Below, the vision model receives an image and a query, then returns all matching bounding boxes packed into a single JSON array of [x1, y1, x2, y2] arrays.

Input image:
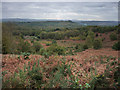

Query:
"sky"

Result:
[[1, 0, 120, 2], [2, 2, 118, 21]]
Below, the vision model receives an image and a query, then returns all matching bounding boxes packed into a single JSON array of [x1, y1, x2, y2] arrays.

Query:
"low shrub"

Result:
[[46, 43, 51, 46], [90, 74, 109, 89], [46, 44, 65, 55], [96, 33, 98, 37], [110, 32, 117, 41], [43, 52, 50, 58], [102, 37, 105, 41], [75, 44, 88, 52], [85, 35, 94, 48], [93, 38, 102, 49], [52, 40, 57, 44], [17, 40, 32, 54], [21, 52, 30, 60], [70, 36, 80, 40], [83, 44, 88, 50], [112, 41, 120, 50], [33, 42, 43, 53], [31, 40, 34, 43], [114, 64, 120, 87], [66, 49, 74, 55], [79, 34, 86, 40], [39, 48, 46, 55]]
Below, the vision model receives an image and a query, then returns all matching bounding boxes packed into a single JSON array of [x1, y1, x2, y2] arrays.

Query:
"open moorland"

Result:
[[2, 21, 120, 89]]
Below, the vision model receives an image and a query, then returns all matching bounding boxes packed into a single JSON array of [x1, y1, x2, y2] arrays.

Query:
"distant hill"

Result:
[[73, 20, 118, 26], [2, 18, 71, 22], [2, 18, 118, 26], [2, 18, 41, 22], [3, 19, 79, 30]]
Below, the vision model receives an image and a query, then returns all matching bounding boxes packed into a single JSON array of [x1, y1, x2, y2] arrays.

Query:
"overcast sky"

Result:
[[2, 2, 118, 21], [1, 0, 120, 2]]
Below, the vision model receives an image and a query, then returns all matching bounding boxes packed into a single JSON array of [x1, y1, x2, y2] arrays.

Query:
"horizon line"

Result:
[[1, 18, 118, 21]]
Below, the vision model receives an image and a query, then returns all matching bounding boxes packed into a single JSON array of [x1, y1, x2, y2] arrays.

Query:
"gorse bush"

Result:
[[33, 42, 43, 53], [46, 44, 66, 55], [85, 35, 93, 48], [112, 41, 120, 50], [93, 38, 102, 49], [87, 30, 95, 41], [75, 44, 88, 52], [90, 74, 109, 89], [79, 34, 86, 40], [85, 31, 103, 50], [17, 40, 32, 54], [85, 30, 95, 48], [109, 32, 117, 41]]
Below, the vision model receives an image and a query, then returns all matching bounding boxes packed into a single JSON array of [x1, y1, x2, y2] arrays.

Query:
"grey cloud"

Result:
[[2, 2, 118, 21]]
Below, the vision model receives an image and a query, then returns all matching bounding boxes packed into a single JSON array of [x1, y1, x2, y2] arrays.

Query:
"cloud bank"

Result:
[[2, 2, 118, 21]]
